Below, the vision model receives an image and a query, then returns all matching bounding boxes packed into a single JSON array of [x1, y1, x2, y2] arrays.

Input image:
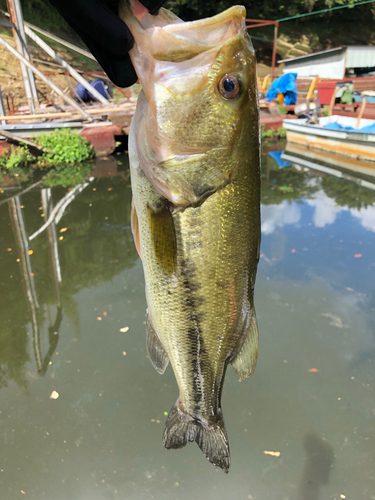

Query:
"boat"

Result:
[[281, 142, 375, 192], [283, 114, 375, 163]]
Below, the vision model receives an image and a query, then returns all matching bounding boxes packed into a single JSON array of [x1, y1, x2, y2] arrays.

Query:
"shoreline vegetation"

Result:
[[1, 0, 373, 67], [0, 129, 94, 171], [0, 129, 95, 187]]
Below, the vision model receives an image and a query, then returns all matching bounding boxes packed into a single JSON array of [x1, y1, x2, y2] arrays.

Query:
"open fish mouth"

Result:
[[120, 3, 246, 65]]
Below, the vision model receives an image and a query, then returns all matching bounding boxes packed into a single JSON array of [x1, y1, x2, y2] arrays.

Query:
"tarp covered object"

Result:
[[74, 79, 111, 102], [267, 73, 298, 105], [324, 122, 375, 133]]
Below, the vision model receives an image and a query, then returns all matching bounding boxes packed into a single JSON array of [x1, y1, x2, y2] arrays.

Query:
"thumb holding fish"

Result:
[[48, 0, 166, 87]]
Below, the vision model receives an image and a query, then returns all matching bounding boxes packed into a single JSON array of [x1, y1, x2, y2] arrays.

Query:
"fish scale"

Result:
[[121, 0, 260, 472]]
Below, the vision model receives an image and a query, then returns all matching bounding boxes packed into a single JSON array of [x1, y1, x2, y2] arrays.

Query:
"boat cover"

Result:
[[324, 122, 375, 133]]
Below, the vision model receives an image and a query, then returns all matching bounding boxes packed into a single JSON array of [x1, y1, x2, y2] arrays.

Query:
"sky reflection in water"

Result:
[[0, 150, 374, 499]]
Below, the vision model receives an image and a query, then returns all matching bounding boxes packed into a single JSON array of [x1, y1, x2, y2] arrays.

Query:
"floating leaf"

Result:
[[50, 390, 59, 400], [28, 249, 33, 255], [263, 450, 281, 457], [120, 327, 129, 332], [291, 248, 296, 253], [7, 248, 12, 252], [308, 368, 319, 373], [354, 253, 362, 258], [60, 227, 68, 233], [97, 317, 102, 321]]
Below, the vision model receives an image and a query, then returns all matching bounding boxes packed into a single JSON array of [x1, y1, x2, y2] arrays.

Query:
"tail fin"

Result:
[[163, 402, 230, 473]]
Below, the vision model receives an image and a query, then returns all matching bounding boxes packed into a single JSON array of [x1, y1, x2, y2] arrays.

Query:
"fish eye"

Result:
[[219, 74, 240, 99]]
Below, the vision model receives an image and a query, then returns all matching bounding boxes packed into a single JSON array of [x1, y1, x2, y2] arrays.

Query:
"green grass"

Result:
[[0, 129, 95, 177], [261, 124, 287, 141], [0, 146, 33, 170], [35, 129, 95, 166]]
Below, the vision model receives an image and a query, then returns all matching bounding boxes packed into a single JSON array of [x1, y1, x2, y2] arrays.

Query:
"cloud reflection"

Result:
[[261, 201, 301, 235], [307, 190, 375, 232]]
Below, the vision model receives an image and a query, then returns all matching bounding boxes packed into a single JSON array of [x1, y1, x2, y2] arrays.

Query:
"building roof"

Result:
[[279, 47, 345, 64], [279, 45, 375, 79], [280, 45, 375, 68]]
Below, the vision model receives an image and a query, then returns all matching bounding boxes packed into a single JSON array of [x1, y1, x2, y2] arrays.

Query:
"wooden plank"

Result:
[[3, 104, 136, 122], [0, 128, 46, 155]]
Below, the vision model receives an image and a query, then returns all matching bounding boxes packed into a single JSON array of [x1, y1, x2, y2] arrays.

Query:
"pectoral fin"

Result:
[[131, 199, 141, 259], [146, 315, 169, 374], [231, 310, 259, 382], [148, 203, 176, 275]]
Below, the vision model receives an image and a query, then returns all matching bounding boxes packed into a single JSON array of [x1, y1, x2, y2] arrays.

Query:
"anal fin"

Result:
[[146, 315, 169, 374], [231, 310, 259, 382]]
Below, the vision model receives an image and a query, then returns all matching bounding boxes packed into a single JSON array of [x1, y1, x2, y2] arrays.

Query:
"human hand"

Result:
[[48, 0, 166, 87]]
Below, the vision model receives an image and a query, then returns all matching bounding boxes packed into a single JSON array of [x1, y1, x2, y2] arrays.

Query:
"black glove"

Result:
[[48, 0, 166, 87]]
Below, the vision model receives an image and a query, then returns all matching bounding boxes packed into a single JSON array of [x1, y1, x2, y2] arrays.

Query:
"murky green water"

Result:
[[0, 148, 375, 500]]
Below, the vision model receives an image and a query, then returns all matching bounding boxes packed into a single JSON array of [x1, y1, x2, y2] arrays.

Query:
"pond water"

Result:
[[0, 146, 375, 500]]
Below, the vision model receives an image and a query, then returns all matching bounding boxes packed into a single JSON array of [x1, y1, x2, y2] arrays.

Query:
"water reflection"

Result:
[[0, 149, 374, 498], [0, 158, 137, 389], [298, 434, 334, 500], [261, 147, 375, 239]]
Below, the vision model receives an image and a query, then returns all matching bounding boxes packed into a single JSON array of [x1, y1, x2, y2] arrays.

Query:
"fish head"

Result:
[[120, 3, 258, 207]]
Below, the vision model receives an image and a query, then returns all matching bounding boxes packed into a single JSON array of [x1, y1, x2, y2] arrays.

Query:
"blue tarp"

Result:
[[266, 73, 298, 105], [268, 150, 291, 168], [324, 122, 375, 133], [324, 123, 354, 131]]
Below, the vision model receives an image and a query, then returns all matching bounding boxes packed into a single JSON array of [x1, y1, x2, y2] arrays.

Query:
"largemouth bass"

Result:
[[120, 1, 261, 473]]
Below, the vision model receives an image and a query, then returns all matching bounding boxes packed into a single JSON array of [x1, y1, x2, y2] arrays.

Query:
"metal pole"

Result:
[[271, 23, 278, 82], [1, 9, 95, 60], [24, 25, 110, 105], [6, 0, 39, 113], [0, 89, 6, 125], [0, 35, 92, 120], [12, 0, 39, 110], [24, 21, 96, 61]]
